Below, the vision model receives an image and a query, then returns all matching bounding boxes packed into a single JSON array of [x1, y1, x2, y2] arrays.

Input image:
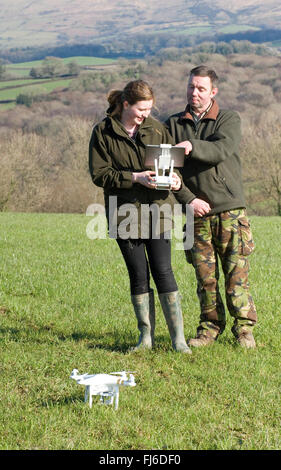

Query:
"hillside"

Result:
[[0, 0, 281, 51], [1, 50, 281, 216]]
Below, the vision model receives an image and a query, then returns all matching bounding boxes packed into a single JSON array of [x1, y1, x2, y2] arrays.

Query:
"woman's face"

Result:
[[122, 99, 153, 127]]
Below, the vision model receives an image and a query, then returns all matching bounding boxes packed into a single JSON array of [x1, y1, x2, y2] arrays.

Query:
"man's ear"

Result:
[[211, 87, 218, 99]]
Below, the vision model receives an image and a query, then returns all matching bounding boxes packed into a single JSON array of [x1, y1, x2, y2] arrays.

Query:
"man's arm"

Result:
[[177, 111, 241, 165]]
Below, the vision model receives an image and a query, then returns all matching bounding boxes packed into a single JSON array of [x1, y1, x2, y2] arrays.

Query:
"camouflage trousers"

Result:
[[185, 209, 257, 339]]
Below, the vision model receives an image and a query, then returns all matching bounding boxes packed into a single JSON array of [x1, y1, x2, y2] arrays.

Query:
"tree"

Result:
[[41, 57, 66, 77], [16, 93, 33, 107], [242, 122, 281, 216], [67, 61, 80, 76], [216, 42, 233, 55], [0, 60, 6, 79], [29, 67, 39, 78], [195, 42, 217, 54]]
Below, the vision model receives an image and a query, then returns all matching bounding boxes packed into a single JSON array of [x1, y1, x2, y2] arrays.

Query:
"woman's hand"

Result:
[[132, 171, 181, 191], [132, 170, 157, 188]]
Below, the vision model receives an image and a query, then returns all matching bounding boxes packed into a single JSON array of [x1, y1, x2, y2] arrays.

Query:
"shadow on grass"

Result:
[[40, 394, 121, 410], [87, 333, 186, 354], [3, 323, 225, 353], [214, 335, 235, 347], [0, 324, 134, 353], [0, 327, 21, 337], [71, 330, 175, 353], [40, 395, 86, 408]]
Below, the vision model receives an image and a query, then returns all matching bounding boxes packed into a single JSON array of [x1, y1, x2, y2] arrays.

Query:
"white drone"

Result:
[[70, 369, 136, 410]]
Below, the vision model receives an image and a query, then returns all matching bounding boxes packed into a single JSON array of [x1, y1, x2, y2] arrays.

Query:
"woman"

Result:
[[89, 80, 191, 353]]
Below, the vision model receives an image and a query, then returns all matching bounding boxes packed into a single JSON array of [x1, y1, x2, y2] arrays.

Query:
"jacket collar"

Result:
[[107, 115, 154, 137], [180, 99, 219, 122]]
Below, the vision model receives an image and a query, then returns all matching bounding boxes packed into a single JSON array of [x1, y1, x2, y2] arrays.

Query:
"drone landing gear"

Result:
[[99, 391, 119, 410], [85, 385, 120, 410]]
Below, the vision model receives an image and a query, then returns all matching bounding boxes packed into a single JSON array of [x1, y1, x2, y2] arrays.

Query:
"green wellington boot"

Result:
[[159, 291, 192, 354], [131, 289, 155, 350]]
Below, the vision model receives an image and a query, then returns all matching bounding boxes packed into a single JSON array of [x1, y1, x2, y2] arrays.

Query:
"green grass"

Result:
[[0, 79, 41, 89], [2, 68, 33, 78], [218, 25, 260, 34], [6, 56, 116, 75], [0, 213, 280, 450], [158, 26, 213, 36], [0, 78, 74, 102]]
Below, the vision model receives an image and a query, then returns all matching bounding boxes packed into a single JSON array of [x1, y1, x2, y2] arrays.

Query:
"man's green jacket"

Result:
[[166, 100, 246, 214]]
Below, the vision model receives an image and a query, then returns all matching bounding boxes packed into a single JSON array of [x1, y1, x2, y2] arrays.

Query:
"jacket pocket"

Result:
[[218, 176, 234, 197], [238, 216, 255, 256]]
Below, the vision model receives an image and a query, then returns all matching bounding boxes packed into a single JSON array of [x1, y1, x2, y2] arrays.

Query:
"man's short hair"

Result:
[[189, 66, 218, 88]]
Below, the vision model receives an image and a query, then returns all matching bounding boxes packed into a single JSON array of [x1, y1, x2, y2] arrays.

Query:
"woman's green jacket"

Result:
[[89, 115, 191, 238]]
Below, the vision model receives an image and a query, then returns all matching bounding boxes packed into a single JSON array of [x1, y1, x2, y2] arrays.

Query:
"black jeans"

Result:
[[116, 234, 178, 296]]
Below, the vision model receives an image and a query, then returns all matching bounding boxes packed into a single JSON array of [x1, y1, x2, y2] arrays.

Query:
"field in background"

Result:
[[0, 56, 117, 110], [0, 212, 280, 450], [5, 56, 117, 76]]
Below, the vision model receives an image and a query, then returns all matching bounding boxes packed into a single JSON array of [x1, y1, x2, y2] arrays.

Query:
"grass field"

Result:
[[6, 57, 117, 77], [0, 212, 280, 450], [0, 79, 74, 102], [0, 79, 41, 89], [0, 56, 117, 111]]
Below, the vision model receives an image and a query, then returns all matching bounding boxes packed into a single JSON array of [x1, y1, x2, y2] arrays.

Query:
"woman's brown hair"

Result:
[[107, 80, 155, 117]]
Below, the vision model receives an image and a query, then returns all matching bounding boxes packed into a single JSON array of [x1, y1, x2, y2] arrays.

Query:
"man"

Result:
[[166, 65, 257, 348]]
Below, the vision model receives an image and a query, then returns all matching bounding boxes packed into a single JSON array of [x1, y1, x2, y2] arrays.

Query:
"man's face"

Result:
[[187, 75, 218, 114]]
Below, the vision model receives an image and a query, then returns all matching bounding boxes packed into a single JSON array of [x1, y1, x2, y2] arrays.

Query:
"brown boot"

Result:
[[236, 330, 256, 349], [188, 324, 219, 347], [231, 325, 256, 349], [188, 334, 215, 347]]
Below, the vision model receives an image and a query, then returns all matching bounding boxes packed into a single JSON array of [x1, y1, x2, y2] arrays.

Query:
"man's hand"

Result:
[[176, 141, 192, 155], [171, 172, 182, 191], [190, 198, 211, 217]]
